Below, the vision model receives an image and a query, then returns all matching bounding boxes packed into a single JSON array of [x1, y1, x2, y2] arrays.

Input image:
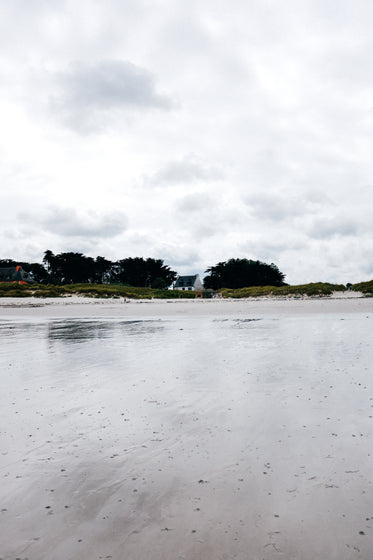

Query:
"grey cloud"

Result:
[[21, 207, 127, 238], [147, 156, 224, 187], [320, 48, 373, 89], [176, 193, 214, 213], [117, 235, 202, 272], [155, 245, 201, 269], [242, 192, 327, 222], [50, 59, 174, 132], [306, 216, 359, 240], [193, 225, 217, 239], [360, 255, 373, 277], [126, 232, 154, 247], [241, 237, 308, 257]]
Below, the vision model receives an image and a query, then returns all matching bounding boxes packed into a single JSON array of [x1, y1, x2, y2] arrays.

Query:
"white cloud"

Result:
[[20, 207, 128, 239], [0, 1, 373, 283]]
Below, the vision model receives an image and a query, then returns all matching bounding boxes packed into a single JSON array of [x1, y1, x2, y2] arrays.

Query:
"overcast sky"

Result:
[[1, 0, 373, 284]]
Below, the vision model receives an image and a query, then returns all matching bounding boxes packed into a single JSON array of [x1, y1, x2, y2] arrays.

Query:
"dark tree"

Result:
[[203, 258, 286, 289], [42, 250, 58, 282], [43, 251, 117, 284], [43, 250, 55, 272], [2, 251, 178, 287], [116, 257, 177, 287], [93, 256, 115, 283], [0, 259, 18, 267], [44, 252, 95, 284], [27, 263, 50, 283]]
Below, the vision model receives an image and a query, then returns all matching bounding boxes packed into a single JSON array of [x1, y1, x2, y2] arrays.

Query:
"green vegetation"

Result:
[[351, 280, 373, 294], [0, 283, 34, 297], [1, 250, 373, 299], [0, 282, 196, 299], [0, 280, 351, 299], [204, 258, 286, 289], [219, 282, 346, 298], [61, 284, 196, 299]]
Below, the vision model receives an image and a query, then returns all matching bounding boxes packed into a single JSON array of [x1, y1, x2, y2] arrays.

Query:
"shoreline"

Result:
[[0, 292, 371, 319]]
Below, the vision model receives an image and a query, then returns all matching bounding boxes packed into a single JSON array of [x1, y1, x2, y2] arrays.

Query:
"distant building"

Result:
[[173, 274, 203, 291], [0, 266, 34, 284]]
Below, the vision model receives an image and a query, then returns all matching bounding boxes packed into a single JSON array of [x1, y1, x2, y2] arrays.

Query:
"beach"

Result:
[[1, 296, 373, 559]]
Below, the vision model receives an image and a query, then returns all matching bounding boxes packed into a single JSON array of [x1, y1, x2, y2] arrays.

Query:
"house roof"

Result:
[[0, 266, 33, 283], [174, 275, 198, 287]]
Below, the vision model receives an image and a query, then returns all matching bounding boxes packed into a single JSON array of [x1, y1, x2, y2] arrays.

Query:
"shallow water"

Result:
[[1, 308, 373, 559]]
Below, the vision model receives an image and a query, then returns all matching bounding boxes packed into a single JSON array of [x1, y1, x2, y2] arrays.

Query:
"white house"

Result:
[[173, 274, 203, 291]]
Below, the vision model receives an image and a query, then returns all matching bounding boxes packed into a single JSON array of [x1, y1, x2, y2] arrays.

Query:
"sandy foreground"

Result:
[[1, 296, 373, 559]]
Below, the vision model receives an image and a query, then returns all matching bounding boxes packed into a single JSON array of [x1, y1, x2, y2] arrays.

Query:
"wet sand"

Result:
[[1, 297, 373, 559]]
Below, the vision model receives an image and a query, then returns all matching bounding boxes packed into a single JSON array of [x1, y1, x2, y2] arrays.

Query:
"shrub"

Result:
[[351, 280, 373, 294], [219, 283, 346, 298]]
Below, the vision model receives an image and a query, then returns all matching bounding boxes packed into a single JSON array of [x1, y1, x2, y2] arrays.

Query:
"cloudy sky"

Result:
[[1, 0, 373, 284]]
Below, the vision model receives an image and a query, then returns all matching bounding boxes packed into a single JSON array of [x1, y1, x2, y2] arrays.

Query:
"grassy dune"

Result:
[[0, 283, 196, 299], [350, 280, 373, 294], [219, 282, 347, 298], [0, 280, 371, 298]]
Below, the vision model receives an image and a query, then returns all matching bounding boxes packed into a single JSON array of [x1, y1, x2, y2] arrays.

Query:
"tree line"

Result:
[[0, 251, 286, 289], [204, 258, 286, 289], [0, 251, 177, 288]]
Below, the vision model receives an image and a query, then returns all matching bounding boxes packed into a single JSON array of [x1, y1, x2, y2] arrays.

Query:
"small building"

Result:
[[0, 266, 34, 284], [173, 274, 203, 291]]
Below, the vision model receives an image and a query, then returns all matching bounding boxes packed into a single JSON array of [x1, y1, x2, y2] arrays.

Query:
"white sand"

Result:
[[1, 297, 373, 559], [0, 291, 368, 319]]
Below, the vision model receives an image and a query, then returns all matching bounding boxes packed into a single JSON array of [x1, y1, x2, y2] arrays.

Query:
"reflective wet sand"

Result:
[[1, 298, 373, 559]]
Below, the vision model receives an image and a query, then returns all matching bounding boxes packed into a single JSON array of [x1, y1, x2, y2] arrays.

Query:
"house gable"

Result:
[[174, 274, 203, 291]]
